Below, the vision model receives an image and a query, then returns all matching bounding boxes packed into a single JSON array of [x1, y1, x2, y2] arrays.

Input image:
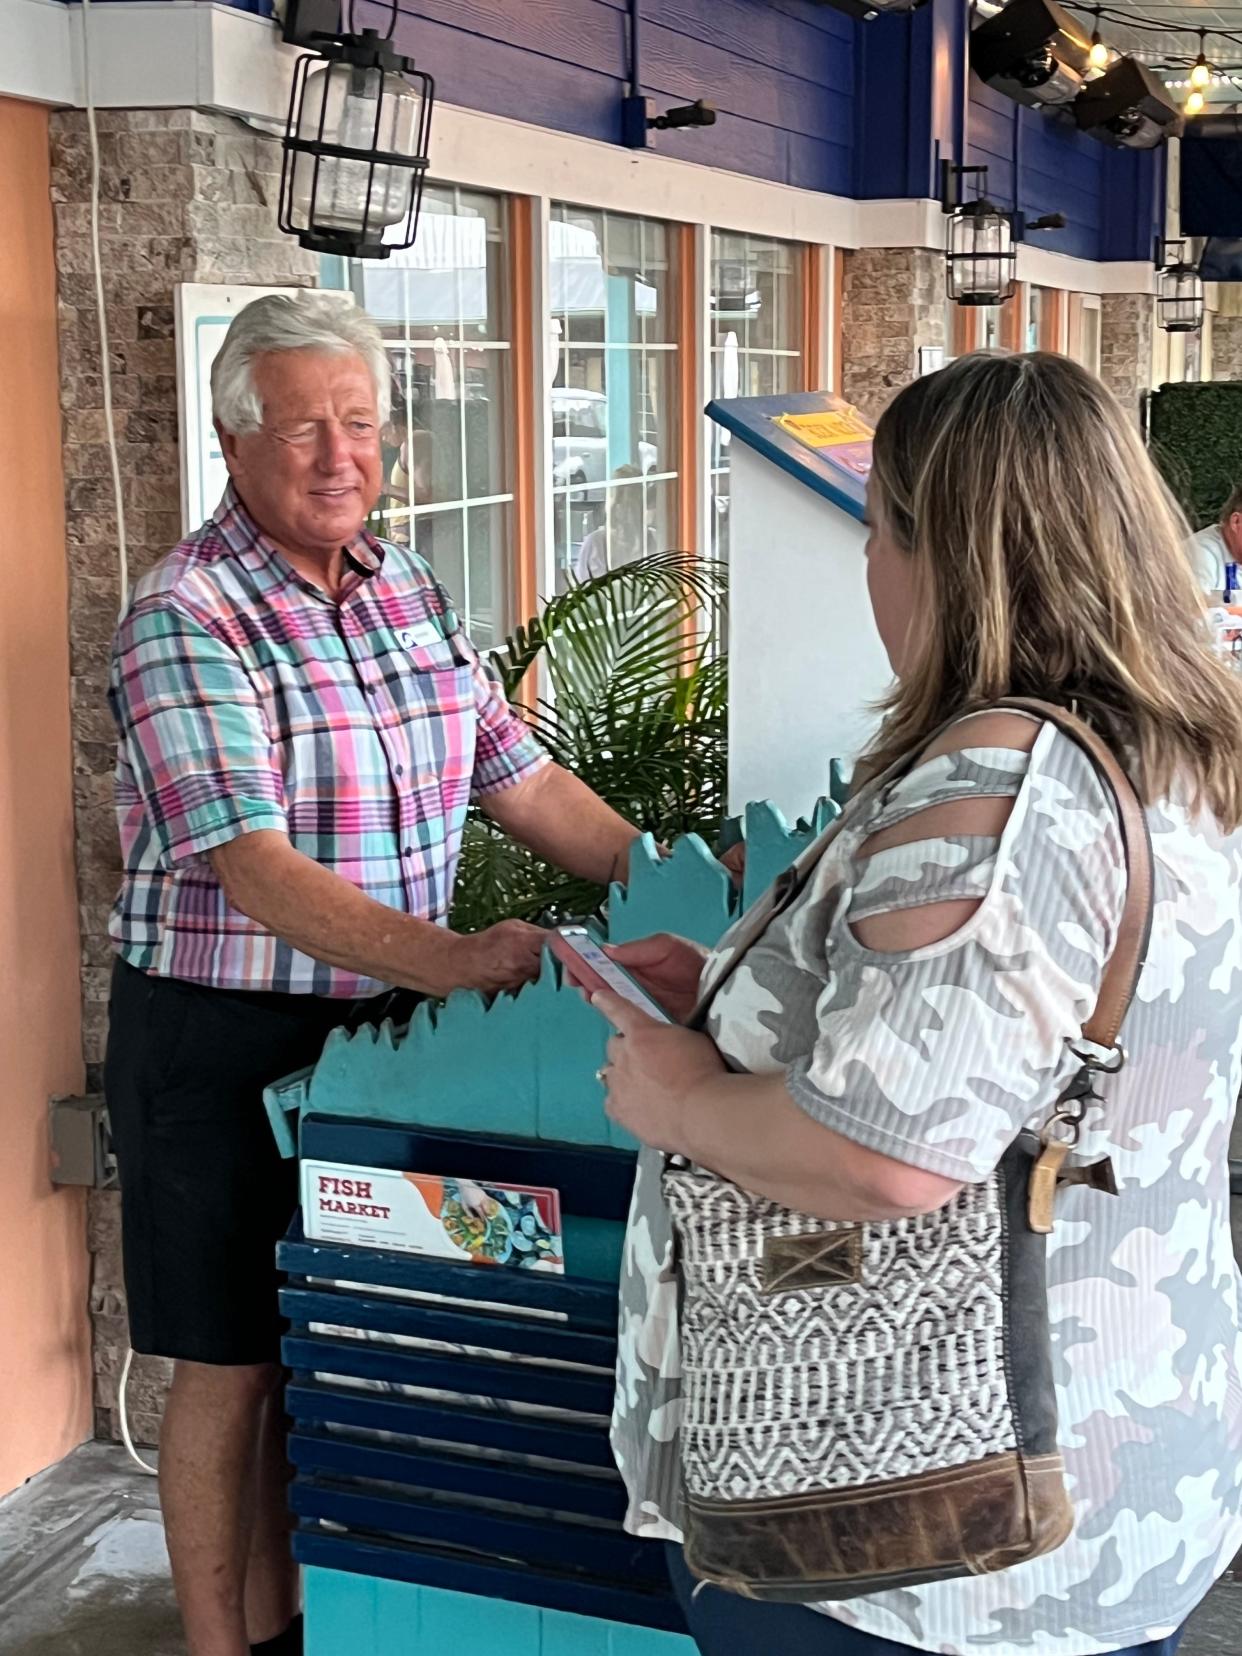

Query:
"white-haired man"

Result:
[[105, 293, 654, 1656]]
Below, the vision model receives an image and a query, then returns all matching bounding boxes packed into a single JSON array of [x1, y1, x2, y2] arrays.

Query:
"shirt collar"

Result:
[[212, 483, 387, 597]]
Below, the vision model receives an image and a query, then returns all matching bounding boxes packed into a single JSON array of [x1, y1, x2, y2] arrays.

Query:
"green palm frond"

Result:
[[450, 552, 729, 933]]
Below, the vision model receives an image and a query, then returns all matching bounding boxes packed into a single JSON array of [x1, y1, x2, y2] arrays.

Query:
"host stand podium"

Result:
[[709, 391, 892, 822]]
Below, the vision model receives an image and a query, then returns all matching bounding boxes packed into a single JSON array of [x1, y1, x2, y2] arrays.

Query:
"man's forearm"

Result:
[[481, 763, 642, 885], [210, 830, 464, 995]]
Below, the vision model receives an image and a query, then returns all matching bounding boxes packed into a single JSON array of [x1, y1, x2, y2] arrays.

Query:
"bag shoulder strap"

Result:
[[993, 697, 1153, 1050], [693, 699, 1153, 1047]]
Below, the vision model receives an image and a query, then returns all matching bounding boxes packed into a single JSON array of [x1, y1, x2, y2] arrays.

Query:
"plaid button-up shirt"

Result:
[[108, 487, 548, 996]]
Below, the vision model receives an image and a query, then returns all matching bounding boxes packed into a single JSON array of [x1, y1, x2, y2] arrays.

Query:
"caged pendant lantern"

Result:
[[279, 28, 434, 261], [941, 162, 1017, 306], [1155, 239, 1204, 334]]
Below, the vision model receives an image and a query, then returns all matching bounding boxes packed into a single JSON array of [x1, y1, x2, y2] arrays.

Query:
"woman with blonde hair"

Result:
[[594, 352, 1242, 1656]]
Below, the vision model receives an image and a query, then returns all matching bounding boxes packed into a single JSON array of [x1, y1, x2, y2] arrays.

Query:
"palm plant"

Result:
[[451, 552, 729, 931]]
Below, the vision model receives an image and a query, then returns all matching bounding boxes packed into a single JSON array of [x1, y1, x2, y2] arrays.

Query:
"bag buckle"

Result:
[[1027, 1052, 1118, 1235]]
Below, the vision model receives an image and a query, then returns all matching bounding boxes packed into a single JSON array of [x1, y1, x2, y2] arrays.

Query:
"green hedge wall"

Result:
[[1148, 381, 1242, 530]]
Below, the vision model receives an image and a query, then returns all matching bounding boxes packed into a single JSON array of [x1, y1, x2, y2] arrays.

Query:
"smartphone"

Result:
[[548, 926, 672, 1024]]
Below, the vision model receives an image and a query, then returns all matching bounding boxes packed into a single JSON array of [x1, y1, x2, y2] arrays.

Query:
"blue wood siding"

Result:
[[69, 0, 1162, 261], [371, 0, 857, 195]]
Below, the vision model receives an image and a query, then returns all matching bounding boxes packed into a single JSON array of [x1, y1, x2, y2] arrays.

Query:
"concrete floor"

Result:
[[2, 1443, 1242, 1655], [0, 1444, 183, 1656]]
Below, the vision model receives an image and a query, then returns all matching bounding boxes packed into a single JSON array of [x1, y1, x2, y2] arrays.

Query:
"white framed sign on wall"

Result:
[[174, 283, 351, 535]]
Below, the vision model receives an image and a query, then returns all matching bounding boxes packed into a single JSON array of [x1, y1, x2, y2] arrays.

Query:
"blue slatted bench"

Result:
[[277, 1116, 693, 1653]]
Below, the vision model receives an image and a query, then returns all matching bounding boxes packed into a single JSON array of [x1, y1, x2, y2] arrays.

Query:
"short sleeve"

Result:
[[786, 726, 1127, 1183], [467, 646, 550, 798], [109, 600, 287, 865]]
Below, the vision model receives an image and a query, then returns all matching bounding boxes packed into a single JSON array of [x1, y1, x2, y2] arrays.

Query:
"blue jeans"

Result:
[[666, 1545, 1186, 1656]]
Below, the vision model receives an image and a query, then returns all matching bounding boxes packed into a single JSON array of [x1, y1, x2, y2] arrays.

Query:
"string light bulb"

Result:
[[1191, 31, 1211, 90], [1088, 8, 1109, 70], [1186, 88, 1205, 115]]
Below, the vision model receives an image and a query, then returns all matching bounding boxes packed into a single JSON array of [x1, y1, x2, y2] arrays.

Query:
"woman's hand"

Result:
[[603, 933, 709, 1025], [592, 989, 726, 1153]]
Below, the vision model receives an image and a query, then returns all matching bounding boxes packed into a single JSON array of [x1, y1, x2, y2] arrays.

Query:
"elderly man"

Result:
[[104, 293, 650, 1656]]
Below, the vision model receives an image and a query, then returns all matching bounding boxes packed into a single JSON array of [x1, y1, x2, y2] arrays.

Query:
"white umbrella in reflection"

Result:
[[546, 317, 563, 385], [433, 336, 457, 400], [722, 330, 740, 398], [720, 330, 739, 448]]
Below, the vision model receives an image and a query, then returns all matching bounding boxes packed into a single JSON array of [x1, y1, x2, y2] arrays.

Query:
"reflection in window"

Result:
[[709, 232, 803, 560], [548, 204, 679, 592], [340, 184, 513, 649], [1026, 286, 1044, 353], [1079, 303, 1101, 375]]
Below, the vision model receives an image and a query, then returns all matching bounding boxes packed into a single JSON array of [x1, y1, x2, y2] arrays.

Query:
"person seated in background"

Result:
[[1190, 482, 1242, 599], [574, 463, 657, 583]]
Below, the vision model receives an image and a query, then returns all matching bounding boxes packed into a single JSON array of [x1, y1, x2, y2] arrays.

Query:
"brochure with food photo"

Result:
[[301, 1159, 564, 1273]]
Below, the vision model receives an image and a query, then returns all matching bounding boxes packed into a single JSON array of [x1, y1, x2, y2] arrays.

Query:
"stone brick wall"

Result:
[[840, 246, 947, 425], [1099, 292, 1155, 420], [51, 107, 318, 1441], [1213, 315, 1242, 383]]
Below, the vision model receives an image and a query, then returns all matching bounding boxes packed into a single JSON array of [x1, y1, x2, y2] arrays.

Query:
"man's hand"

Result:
[[604, 933, 708, 1025], [718, 841, 746, 886], [210, 830, 549, 999], [449, 920, 548, 995]]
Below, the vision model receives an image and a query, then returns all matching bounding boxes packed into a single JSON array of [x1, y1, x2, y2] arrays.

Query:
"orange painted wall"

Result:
[[0, 96, 92, 1496]]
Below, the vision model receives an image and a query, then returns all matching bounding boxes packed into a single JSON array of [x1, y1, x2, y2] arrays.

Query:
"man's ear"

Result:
[[215, 419, 240, 468]]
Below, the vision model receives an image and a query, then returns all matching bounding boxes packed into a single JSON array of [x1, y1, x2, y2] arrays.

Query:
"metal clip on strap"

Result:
[[998, 700, 1153, 1235]]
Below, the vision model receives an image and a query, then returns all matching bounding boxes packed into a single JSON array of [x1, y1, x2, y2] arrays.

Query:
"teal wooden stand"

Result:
[[304, 1570, 694, 1656], [267, 800, 836, 1656]]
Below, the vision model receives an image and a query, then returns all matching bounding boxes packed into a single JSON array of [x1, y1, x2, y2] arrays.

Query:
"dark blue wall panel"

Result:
[[77, 0, 1164, 261], [349, 0, 857, 195]]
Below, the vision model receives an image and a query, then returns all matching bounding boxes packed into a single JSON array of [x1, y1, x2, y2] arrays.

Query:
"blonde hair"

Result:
[[867, 351, 1242, 827]]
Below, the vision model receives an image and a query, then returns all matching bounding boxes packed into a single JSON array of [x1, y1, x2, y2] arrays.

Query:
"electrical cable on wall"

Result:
[[79, 0, 153, 1481], [118, 1347, 159, 1477], [79, 0, 131, 619]]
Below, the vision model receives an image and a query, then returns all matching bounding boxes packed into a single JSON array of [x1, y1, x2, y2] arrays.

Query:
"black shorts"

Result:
[[104, 958, 413, 1366]]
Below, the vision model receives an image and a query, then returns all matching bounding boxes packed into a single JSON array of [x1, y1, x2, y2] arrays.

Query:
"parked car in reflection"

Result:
[[552, 388, 656, 500]]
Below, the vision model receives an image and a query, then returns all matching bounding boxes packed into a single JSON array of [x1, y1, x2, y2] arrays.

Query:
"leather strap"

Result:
[[993, 698, 1153, 1051], [692, 699, 1153, 1052]]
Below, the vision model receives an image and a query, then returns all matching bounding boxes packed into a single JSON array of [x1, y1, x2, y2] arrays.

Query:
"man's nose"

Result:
[[316, 422, 352, 471]]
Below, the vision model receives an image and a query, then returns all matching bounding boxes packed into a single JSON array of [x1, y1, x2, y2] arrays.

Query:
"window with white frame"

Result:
[[709, 231, 803, 560], [548, 204, 680, 591], [339, 184, 514, 649]]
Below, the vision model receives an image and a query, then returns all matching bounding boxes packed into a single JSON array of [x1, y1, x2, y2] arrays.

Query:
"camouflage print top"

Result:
[[610, 717, 1242, 1654]]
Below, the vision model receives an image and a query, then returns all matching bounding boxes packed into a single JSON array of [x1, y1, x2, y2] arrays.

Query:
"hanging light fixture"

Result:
[[1155, 238, 1205, 333], [1088, 7, 1109, 71], [1191, 31, 1212, 91], [941, 161, 1017, 306], [278, 24, 435, 261], [1185, 87, 1205, 116]]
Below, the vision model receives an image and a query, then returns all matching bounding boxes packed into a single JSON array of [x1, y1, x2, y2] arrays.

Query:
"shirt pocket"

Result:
[[386, 632, 477, 805], [399, 632, 471, 676]]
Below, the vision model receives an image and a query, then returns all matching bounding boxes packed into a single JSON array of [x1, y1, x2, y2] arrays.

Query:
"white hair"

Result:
[[210, 291, 391, 435]]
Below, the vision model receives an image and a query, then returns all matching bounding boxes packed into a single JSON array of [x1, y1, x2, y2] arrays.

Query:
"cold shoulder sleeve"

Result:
[[785, 723, 1127, 1182]]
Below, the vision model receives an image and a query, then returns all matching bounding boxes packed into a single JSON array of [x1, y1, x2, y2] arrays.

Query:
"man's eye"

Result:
[[348, 421, 375, 437]]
